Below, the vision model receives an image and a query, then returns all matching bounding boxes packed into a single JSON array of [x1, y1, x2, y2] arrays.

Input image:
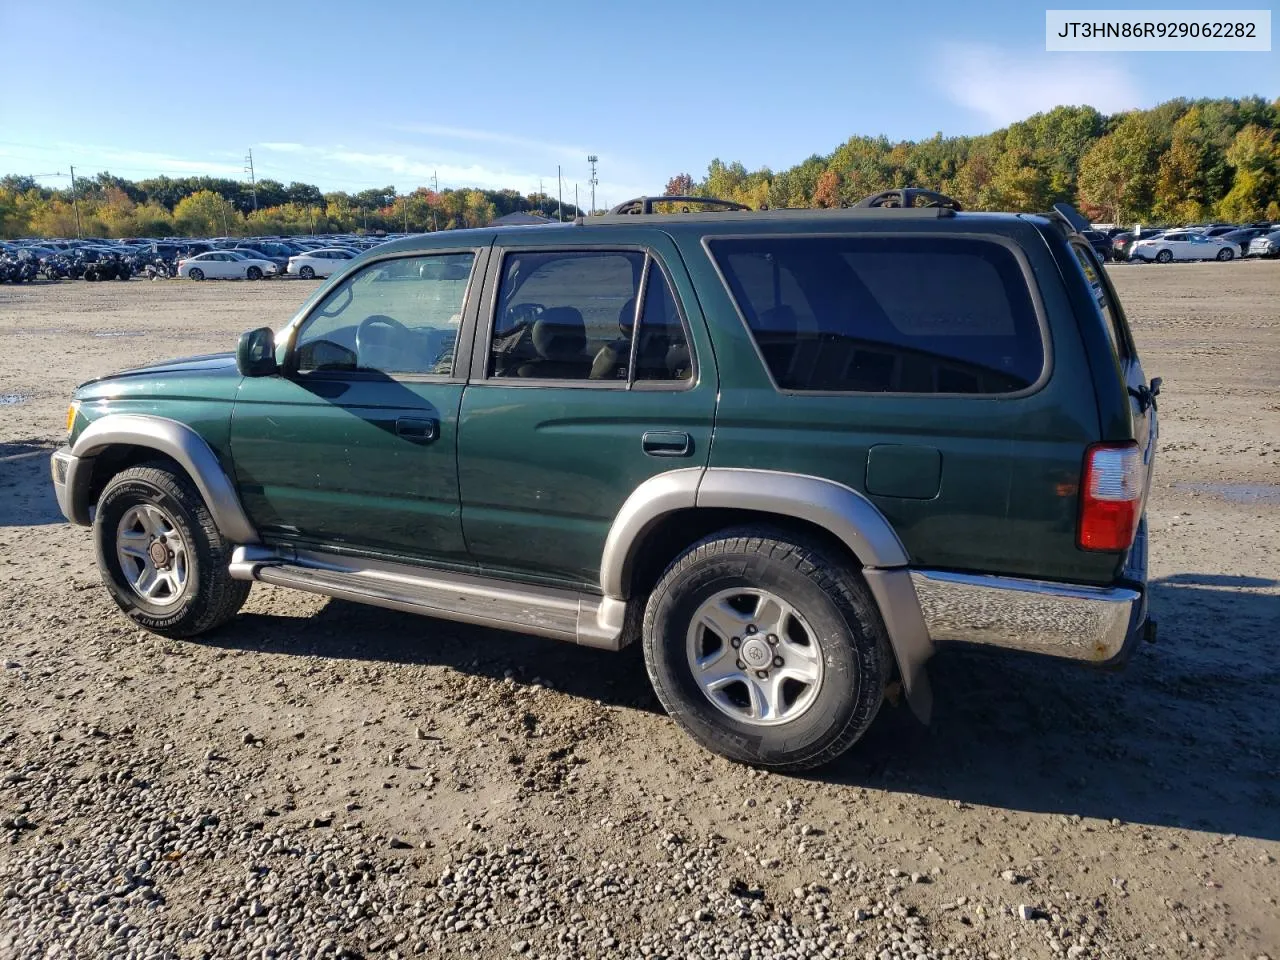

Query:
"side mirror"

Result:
[[236, 327, 279, 377]]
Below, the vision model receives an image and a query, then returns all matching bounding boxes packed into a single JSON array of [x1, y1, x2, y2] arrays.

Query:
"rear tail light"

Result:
[[1078, 442, 1143, 551]]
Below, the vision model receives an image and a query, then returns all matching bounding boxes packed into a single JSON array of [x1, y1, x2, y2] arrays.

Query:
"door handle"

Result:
[[642, 431, 692, 457], [396, 417, 439, 444]]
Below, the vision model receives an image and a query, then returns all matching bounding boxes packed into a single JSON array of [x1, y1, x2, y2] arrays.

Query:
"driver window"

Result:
[[293, 253, 475, 376]]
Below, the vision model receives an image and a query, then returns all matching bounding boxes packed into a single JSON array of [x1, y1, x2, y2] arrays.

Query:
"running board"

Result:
[[228, 546, 626, 650]]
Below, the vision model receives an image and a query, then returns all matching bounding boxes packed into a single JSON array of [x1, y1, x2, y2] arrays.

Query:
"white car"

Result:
[[1246, 231, 1280, 258], [286, 248, 358, 279], [178, 251, 279, 281], [1128, 231, 1241, 263]]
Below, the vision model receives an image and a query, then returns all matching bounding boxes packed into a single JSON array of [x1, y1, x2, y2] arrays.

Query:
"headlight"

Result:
[[65, 401, 79, 436]]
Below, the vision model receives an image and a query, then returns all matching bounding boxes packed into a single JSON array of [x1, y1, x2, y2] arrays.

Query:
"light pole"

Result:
[[587, 155, 598, 215]]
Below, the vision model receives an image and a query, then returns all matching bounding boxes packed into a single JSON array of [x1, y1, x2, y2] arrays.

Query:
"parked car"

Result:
[[286, 247, 358, 278], [231, 247, 289, 274], [50, 188, 1158, 770], [1128, 231, 1239, 262], [1219, 227, 1267, 252], [1080, 229, 1113, 261], [1246, 230, 1280, 258], [178, 251, 278, 280], [1110, 230, 1164, 261]]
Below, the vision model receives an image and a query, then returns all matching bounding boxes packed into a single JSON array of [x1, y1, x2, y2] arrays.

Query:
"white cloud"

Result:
[[936, 43, 1143, 128], [258, 142, 307, 153], [391, 123, 585, 161]]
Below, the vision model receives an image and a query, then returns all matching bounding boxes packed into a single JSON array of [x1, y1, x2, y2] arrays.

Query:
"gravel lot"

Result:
[[1, 264, 1278, 960]]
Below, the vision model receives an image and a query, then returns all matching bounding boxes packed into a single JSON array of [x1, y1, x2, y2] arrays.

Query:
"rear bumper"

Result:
[[910, 526, 1149, 665]]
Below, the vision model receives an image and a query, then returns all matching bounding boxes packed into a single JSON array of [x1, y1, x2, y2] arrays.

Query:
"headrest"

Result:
[[531, 308, 586, 360], [617, 298, 637, 335]]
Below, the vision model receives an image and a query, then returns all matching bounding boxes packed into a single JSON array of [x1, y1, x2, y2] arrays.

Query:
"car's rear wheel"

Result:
[[189, 267, 205, 281], [642, 527, 889, 771], [246, 265, 262, 280], [1216, 248, 1234, 261], [93, 463, 250, 638], [299, 265, 315, 279], [1155, 249, 1173, 263]]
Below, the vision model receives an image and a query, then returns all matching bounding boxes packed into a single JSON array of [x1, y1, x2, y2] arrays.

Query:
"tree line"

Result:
[[0, 173, 582, 239], [3, 95, 1277, 239], [667, 96, 1280, 225]]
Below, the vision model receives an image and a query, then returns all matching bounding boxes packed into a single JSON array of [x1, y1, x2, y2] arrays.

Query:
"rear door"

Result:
[[455, 231, 717, 589]]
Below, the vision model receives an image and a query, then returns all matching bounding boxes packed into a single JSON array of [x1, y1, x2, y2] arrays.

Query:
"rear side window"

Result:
[[1071, 243, 1129, 362], [709, 236, 1045, 394]]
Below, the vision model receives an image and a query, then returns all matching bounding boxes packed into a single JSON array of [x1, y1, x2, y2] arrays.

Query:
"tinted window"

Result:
[[294, 253, 474, 376], [489, 251, 643, 381], [710, 237, 1044, 394]]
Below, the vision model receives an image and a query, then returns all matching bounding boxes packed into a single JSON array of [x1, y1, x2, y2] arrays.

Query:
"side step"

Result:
[[229, 546, 626, 650]]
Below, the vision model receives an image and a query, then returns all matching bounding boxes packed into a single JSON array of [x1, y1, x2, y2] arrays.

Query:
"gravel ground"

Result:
[[1, 264, 1278, 960]]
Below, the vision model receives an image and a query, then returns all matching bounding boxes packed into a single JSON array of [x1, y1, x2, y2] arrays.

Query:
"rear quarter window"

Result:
[[708, 236, 1045, 394]]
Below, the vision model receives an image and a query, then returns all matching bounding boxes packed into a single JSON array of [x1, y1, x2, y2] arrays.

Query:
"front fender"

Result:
[[64, 414, 258, 544]]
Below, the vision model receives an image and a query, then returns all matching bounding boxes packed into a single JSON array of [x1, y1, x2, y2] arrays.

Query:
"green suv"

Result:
[[50, 189, 1158, 770]]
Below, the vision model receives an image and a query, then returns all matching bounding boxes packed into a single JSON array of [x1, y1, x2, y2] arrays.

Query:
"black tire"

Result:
[[299, 265, 315, 279], [189, 267, 204, 281], [1216, 248, 1233, 261], [93, 462, 250, 638], [246, 266, 262, 280], [642, 527, 890, 771], [1156, 249, 1173, 264]]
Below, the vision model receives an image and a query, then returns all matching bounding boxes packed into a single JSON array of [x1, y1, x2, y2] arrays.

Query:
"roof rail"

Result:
[[854, 188, 962, 212], [609, 195, 751, 215]]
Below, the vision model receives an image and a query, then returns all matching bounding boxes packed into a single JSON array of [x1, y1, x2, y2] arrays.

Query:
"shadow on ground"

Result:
[[198, 573, 1280, 842], [0, 441, 63, 527]]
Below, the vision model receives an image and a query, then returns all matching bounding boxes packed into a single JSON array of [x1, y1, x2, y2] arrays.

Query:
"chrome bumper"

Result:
[[50, 447, 92, 525], [910, 570, 1145, 664]]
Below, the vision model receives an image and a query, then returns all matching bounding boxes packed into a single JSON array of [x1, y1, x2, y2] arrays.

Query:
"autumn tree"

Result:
[[1076, 114, 1161, 224]]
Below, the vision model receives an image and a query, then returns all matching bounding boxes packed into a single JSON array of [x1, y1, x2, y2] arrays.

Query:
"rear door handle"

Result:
[[642, 430, 692, 457], [396, 417, 439, 444]]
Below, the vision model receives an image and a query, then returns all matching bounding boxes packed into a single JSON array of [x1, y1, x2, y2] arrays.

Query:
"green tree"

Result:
[[173, 190, 242, 236], [1217, 124, 1280, 221], [1076, 114, 1161, 224]]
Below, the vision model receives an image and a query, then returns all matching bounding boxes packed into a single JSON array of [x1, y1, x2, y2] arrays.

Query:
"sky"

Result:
[[0, 0, 1275, 206]]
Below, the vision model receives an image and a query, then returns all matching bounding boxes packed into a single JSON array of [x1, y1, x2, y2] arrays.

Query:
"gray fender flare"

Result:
[[600, 467, 933, 721], [70, 414, 259, 545]]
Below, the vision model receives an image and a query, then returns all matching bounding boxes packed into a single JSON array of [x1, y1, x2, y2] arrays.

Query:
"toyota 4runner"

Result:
[[50, 189, 1159, 770]]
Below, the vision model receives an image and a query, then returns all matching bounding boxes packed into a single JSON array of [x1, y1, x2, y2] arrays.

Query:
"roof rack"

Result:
[[608, 195, 751, 215], [853, 188, 962, 212]]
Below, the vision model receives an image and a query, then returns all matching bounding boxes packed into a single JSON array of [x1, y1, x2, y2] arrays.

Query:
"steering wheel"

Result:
[[504, 302, 545, 330], [355, 314, 410, 366]]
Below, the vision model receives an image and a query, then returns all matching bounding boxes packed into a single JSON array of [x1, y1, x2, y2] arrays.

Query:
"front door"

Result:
[[456, 234, 717, 588], [230, 248, 486, 563]]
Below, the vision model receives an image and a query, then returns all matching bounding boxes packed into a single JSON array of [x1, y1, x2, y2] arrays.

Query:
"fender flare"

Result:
[[599, 467, 932, 720], [70, 414, 259, 545]]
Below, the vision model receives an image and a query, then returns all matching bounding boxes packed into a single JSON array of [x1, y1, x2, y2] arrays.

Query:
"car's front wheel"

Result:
[[246, 266, 262, 280], [1216, 248, 1234, 261], [642, 527, 889, 771], [93, 463, 250, 638]]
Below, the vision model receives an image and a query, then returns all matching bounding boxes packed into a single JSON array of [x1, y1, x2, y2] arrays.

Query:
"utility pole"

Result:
[[538, 178, 544, 216], [69, 165, 82, 238], [557, 165, 563, 223], [431, 171, 439, 231], [574, 184, 578, 217], [402, 193, 409, 233], [244, 149, 257, 211], [587, 155, 598, 215]]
